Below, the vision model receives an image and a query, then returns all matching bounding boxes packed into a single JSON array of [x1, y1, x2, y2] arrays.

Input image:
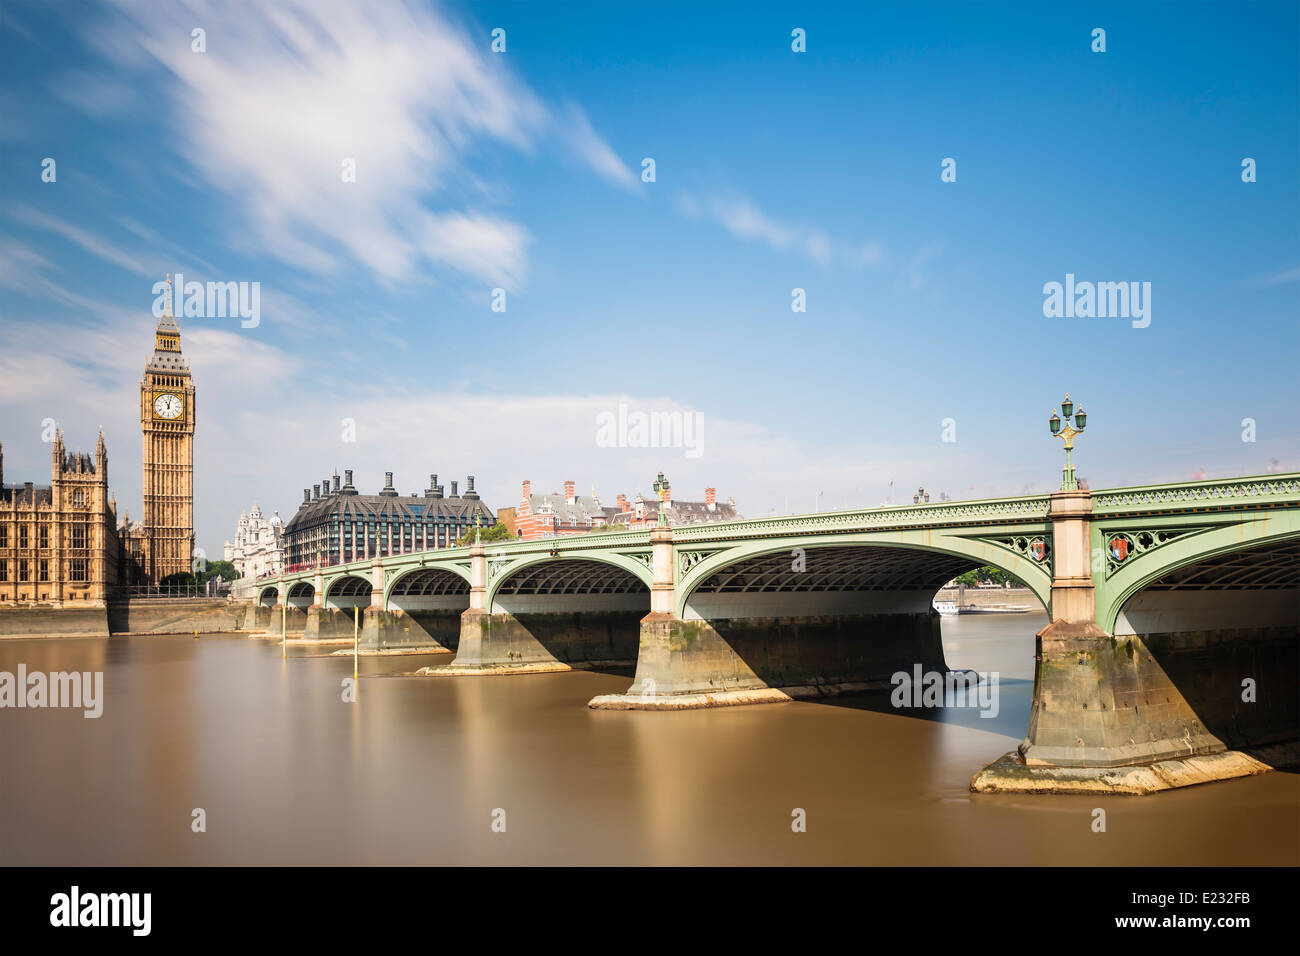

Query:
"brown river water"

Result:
[[1, 611, 1296, 866]]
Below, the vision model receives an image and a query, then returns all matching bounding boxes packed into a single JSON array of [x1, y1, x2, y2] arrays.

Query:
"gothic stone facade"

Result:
[[0, 282, 197, 603], [0, 431, 120, 605], [139, 295, 196, 583]]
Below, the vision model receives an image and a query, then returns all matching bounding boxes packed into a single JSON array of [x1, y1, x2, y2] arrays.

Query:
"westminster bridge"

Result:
[[254, 472, 1300, 790]]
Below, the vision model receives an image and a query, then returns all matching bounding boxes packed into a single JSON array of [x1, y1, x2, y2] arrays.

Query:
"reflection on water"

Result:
[[1, 615, 1295, 865]]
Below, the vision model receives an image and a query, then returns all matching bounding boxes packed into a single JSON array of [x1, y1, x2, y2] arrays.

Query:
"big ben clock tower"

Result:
[[140, 275, 196, 584]]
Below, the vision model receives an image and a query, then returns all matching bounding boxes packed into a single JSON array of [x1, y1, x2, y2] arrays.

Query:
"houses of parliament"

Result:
[[0, 279, 196, 604]]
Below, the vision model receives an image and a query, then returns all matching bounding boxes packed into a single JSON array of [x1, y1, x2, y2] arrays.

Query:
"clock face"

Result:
[[153, 393, 184, 420]]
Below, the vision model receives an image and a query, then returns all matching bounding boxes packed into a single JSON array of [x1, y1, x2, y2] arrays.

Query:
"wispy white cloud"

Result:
[[50, 69, 138, 116], [80, 0, 632, 290], [676, 192, 882, 269], [1253, 265, 1300, 286], [0, 238, 55, 293], [558, 103, 640, 192], [9, 204, 154, 277], [906, 239, 944, 290]]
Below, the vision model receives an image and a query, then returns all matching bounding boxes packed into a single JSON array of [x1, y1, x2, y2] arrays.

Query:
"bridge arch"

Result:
[[385, 565, 471, 612], [486, 553, 653, 613], [285, 581, 315, 608], [1094, 524, 1300, 758], [323, 574, 373, 610], [1099, 518, 1300, 633], [446, 554, 652, 672], [257, 584, 279, 606], [675, 533, 1051, 620]]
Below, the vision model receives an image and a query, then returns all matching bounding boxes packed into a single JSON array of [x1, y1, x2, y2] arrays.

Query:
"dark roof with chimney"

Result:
[[614, 497, 741, 525], [527, 493, 607, 526], [283, 473, 493, 535]]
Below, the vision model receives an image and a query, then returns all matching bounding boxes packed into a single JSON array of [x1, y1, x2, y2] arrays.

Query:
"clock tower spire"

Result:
[[140, 274, 196, 585]]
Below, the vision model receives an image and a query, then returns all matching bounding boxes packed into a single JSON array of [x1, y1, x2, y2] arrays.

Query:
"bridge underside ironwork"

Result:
[[390, 568, 469, 597], [691, 546, 978, 595], [327, 575, 372, 598], [1141, 539, 1300, 591], [496, 560, 647, 596]]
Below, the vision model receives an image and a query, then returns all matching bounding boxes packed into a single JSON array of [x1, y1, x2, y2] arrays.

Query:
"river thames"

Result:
[[1, 612, 1296, 866]]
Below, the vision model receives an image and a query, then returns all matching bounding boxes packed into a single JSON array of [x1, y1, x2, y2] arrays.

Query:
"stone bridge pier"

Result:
[[590, 527, 965, 709], [980, 487, 1299, 792], [440, 542, 648, 674]]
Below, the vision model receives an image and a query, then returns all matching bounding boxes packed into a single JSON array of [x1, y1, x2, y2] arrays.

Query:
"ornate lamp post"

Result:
[[913, 487, 930, 504], [652, 471, 670, 527], [1049, 393, 1088, 490]]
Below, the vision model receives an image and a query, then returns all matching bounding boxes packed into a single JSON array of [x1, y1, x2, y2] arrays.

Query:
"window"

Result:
[[72, 559, 87, 581], [0, 525, 6, 548], [38, 560, 48, 582], [0, 562, 7, 582], [19, 527, 28, 549], [72, 525, 86, 549], [38, 525, 49, 549], [73, 489, 84, 506], [19, 560, 29, 582]]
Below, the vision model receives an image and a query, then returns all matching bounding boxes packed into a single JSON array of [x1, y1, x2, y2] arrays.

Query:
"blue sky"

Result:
[[1, 0, 1297, 552]]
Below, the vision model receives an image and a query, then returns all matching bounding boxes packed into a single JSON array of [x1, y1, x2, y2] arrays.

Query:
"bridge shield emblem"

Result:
[[1109, 537, 1130, 562], [1029, 539, 1046, 562]]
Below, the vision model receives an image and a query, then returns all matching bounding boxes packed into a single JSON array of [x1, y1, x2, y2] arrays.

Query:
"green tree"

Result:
[[198, 560, 239, 584], [454, 522, 515, 547], [953, 565, 1023, 587]]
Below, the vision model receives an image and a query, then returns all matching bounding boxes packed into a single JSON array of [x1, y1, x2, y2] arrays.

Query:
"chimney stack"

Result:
[[564, 480, 576, 504], [464, 476, 479, 499], [313, 484, 320, 499], [450, 480, 459, 497], [617, 493, 628, 513], [333, 474, 341, 493], [303, 488, 310, 504], [379, 472, 398, 497], [323, 476, 331, 495], [705, 487, 716, 510]]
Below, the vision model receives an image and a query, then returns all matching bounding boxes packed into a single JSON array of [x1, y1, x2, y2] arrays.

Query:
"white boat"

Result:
[[932, 600, 959, 615]]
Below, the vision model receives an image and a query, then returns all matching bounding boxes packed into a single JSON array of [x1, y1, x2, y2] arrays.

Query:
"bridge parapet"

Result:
[[1092, 473, 1300, 516], [671, 495, 1052, 543]]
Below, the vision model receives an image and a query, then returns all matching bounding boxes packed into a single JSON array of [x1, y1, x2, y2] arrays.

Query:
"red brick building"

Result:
[[512, 479, 739, 539]]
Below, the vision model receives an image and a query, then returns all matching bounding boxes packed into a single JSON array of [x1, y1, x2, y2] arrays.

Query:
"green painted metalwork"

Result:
[[672, 529, 1054, 618], [1092, 510, 1300, 632], [1092, 474, 1300, 515], [482, 549, 654, 609], [267, 471, 1300, 630]]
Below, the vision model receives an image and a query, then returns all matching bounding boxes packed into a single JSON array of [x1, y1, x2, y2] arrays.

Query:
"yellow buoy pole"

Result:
[[353, 604, 359, 680], [281, 601, 287, 659]]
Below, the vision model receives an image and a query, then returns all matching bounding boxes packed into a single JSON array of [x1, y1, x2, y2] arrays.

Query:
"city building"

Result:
[[282, 471, 494, 570], [512, 479, 740, 539], [223, 503, 285, 580], [137, 277, 196, 583], [0, 430, 120, 605], [613, 485, 740, 527], [513, 480, 611, 538], [0, 278, 198, 603]]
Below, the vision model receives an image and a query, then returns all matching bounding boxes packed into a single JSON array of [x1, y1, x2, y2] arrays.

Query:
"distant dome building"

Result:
[[223, 502, 285, 580]]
